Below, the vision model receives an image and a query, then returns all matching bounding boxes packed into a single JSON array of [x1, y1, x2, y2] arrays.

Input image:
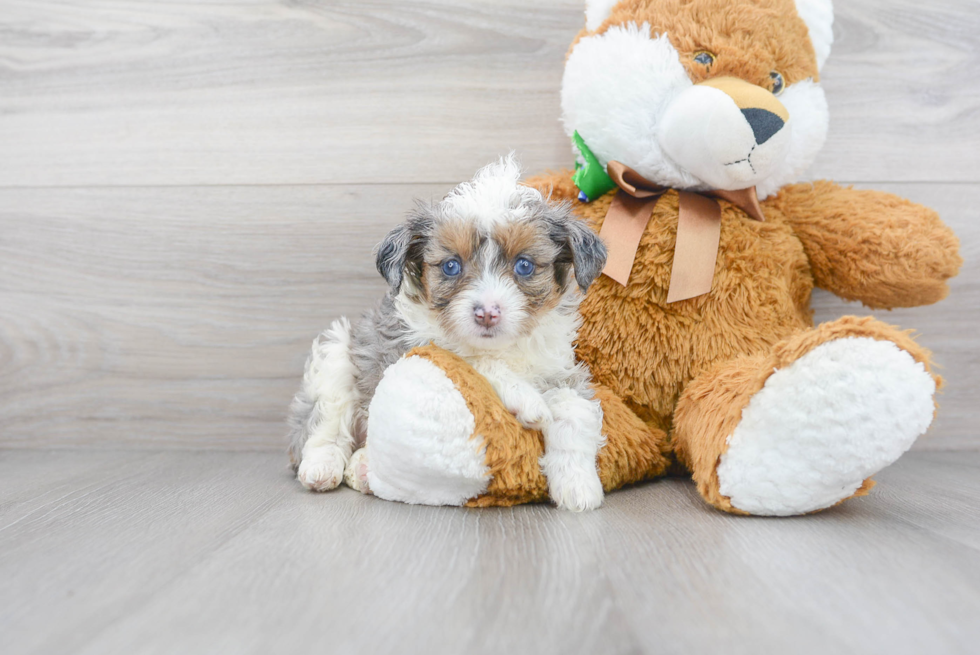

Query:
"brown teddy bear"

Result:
[[344, 0, 962, 515]]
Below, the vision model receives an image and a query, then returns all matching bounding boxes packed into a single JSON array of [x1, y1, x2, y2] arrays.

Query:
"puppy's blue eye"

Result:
[[514, 258, 535, 277], [442, 259, 461, 277]]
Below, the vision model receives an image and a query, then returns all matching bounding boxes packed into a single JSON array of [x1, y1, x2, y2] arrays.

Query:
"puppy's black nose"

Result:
[[474, 305, 501, 328], [741, 108, 785, 145]]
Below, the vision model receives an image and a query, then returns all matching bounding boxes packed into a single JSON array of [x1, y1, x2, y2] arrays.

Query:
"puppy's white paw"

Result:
[[297, 446, 348, 492], [549, 470, 604, 512], [343, 448, 372, 495], [505, 390, 553, 431], [543, 456, 604, 511]]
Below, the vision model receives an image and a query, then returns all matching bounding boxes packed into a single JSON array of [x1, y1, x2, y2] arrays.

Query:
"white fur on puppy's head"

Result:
[[440, 155, 543, 230]]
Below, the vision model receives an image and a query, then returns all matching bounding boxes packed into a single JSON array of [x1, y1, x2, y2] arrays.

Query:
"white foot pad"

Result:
[[717, 337, 936, 516], [366, 356, 490, 506]]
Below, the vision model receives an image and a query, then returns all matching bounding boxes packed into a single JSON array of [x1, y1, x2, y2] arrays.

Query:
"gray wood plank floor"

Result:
[[1, 450, 978, 655]]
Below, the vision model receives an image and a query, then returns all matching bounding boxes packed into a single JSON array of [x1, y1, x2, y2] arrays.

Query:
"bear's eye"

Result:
[[694, 51, 715, 67], [770, 71, 785, 96]]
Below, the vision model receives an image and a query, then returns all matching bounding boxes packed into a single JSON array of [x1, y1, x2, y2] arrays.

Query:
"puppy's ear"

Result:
[[566, 218, 607, 291], [376, 224, 411, 290], [548, 206, 607, 292], [375, 206, 432, 292]]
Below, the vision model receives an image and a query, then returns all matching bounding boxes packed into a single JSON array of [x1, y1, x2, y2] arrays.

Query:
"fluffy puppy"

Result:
[[287, 156, 609, 510]]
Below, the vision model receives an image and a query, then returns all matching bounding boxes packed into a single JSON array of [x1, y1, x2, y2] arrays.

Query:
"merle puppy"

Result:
[[287, 156, 609, 510]]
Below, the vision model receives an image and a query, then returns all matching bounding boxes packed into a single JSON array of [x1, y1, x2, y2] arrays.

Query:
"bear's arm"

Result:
[[768, 180, 962, 309]]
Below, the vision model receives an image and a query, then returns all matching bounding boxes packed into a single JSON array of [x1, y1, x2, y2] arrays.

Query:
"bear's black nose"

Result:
[[741, 108, 785, 145]]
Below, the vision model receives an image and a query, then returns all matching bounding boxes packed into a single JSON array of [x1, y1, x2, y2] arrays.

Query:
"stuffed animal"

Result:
[[351, 0, 962, 515]]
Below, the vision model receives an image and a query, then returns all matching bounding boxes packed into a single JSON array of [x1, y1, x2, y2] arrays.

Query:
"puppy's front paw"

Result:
[[516, 396, 552, 431], [343, 448, 372, 495], [297, 446, 348, 492], [542, 456, 604, 511], [502, 390, 552, 431]]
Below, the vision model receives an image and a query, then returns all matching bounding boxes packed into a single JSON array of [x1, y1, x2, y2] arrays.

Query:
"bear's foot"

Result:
[[675, 318, 939, 516], [717, 337, 935, 516], [365, 354, 491, 506]]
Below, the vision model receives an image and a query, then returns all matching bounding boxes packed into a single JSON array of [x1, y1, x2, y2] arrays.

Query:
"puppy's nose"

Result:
[[473, 305, 501, 328]]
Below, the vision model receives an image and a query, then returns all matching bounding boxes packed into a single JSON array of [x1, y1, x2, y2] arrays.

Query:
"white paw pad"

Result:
[[717, 337, 936, 516], [297, 446, 348, 492]]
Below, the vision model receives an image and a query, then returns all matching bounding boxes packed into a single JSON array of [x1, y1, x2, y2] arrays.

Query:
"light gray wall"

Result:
[[0, 0, 976, 450]]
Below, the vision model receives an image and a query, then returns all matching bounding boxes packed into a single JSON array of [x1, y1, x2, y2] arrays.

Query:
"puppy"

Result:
[[287, 156, 608, 510]]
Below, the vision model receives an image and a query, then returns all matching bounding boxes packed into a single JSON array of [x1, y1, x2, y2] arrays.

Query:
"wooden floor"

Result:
[[2, 1, 979, 653], [1, 450, 978, 655]]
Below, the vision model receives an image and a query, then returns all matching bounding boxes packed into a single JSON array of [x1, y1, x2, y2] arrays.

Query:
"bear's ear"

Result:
[[585, 0, 621, 32], [794, 0, 834, 70]]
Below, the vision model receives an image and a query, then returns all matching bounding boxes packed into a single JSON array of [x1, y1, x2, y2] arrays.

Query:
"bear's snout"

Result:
[[659, 76, 792, 191]]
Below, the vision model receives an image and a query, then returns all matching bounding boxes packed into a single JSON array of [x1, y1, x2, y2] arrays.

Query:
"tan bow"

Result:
[[598, 161, 765, 303]]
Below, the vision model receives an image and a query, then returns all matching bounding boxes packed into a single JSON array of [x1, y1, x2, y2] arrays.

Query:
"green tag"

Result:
[[571, 131, 616, 202]]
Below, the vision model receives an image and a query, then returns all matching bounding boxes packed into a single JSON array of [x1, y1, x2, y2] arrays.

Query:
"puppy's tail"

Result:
[[287, 317, 359, 470]]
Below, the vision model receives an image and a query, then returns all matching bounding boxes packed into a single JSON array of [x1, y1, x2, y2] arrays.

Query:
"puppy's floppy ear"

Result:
[[375, 205, 432, 292], [376, 223, 411, 290], [565, 217, 607, 291], [547, 205, 607, 292]]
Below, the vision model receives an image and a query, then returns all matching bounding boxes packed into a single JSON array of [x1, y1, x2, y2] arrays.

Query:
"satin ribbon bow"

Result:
[[598, 161, 766, 303]]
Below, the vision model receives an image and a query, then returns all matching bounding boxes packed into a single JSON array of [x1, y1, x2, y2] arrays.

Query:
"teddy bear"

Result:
[[346, 0, 962, 515]]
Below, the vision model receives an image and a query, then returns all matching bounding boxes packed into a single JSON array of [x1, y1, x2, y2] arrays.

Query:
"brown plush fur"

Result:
[[580, 0, 819, 89], [770, 182, 963, 309], [527, 178, 816, 436]]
